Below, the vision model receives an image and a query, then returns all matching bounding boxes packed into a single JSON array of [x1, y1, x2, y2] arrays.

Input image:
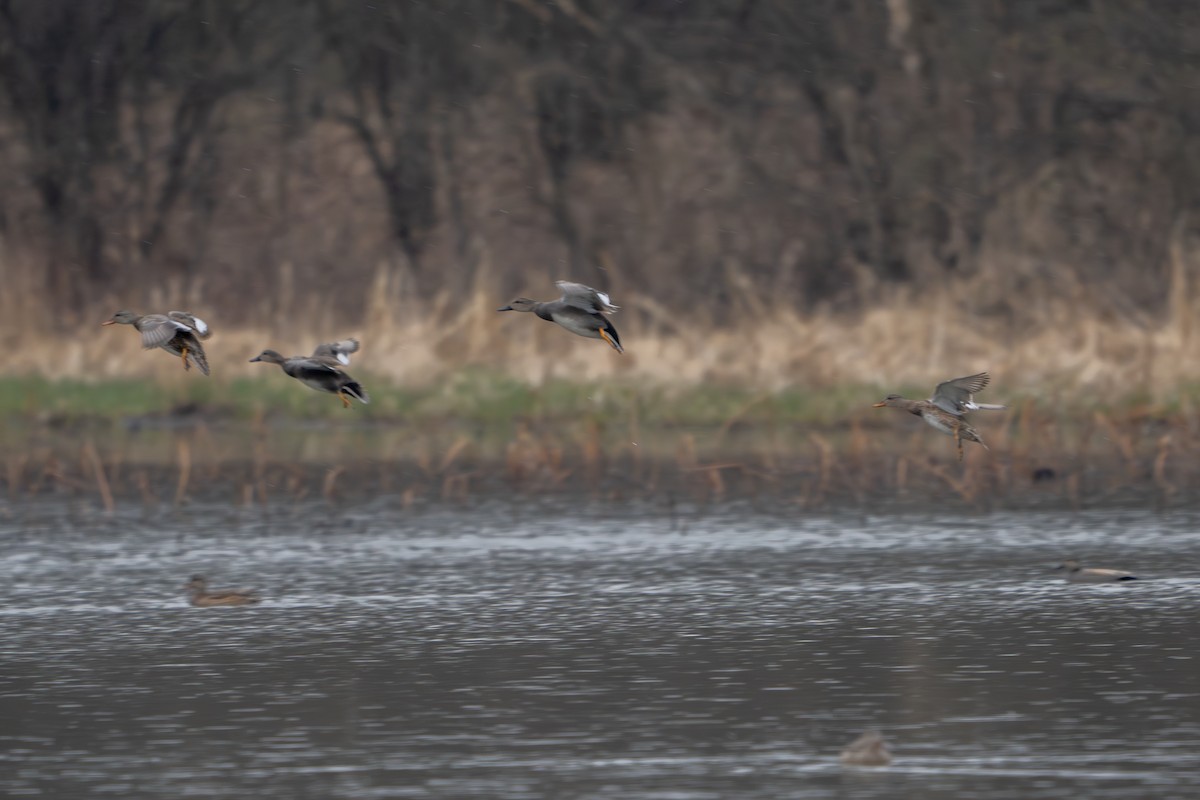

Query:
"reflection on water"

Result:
[[2, 505, 1199, 799]]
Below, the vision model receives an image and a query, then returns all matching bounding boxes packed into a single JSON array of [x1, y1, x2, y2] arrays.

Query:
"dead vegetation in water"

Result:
[[1, 399, 1194, 515]]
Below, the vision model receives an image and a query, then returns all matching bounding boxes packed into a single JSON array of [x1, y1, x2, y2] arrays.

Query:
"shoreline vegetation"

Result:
[[2, 350, 1196, 513], [6, 261, 1200, 515]]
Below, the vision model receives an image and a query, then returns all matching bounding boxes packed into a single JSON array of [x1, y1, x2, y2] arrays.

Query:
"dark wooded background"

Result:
[[0, 0, 1196, 326]]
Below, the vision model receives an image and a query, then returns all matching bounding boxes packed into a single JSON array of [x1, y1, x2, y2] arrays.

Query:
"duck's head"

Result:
[[102, 310, 140, 326], [249, 350, 287, 365], [497, 297, 537, 313], [183, 575, 207, 591], [1054, 560, 1080, 572], [872, 394, 904, 408]]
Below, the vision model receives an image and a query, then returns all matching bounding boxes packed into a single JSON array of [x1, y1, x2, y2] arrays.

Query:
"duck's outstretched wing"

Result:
[[167, 311, 212, 340], [556, 281, 619, 314], [311, 338, 360, 365], [931, 372, 993, 415], [138, 314, 193, 349]]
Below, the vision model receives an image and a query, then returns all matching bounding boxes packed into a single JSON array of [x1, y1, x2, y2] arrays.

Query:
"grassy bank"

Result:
[[5, 366, 1200, 429], [1, 365, 1198, 515], [0, 371, 908, 429]]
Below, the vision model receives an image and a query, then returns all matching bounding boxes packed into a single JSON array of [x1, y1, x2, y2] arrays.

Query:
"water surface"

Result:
[[3, 504, 1199, 798]]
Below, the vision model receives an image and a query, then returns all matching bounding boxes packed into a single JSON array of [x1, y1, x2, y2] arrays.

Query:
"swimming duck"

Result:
[[873, 372, 1005, 460], [183, 575, 261, 607], [1055, 560, 1139, 583], [249, 349, 369, 408], [840, 730, 892, 767], [102, 310, 212, 375], [498, 280, 623, 353]]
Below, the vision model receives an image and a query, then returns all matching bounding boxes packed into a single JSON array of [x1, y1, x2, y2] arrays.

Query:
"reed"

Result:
[[5, 455, 26, 501], [1152, 434, 1175, 503], [82, 440, 115, 515], [174, 437, 191, 507], [323, 466, 345, 503], [8, 270, 1200, 412]]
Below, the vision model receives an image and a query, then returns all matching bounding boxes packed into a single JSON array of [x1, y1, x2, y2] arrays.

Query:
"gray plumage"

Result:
[[102, 310, 211, 375], [873, 370, 1006, 460], [930, 372, 1006, 415], [498, 280, 623, 353], [249, 349, 369, 407]]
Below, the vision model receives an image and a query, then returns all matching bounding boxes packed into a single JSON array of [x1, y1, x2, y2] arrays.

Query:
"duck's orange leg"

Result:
[[180, 344, 191, 371], [338, 390, 351, 409], [954, 427, 964, 461], [599, 329, 618, 352]]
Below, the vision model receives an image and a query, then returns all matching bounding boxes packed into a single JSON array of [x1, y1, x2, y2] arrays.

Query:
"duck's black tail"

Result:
[[600, 319, 623, 353], [342, 380, 370, 404]]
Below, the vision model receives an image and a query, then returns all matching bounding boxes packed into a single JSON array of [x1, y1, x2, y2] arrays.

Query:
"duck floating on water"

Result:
[[840, 730, 892, 767], [183, 575, 261, 607], [1055, 560, 1139, 583]]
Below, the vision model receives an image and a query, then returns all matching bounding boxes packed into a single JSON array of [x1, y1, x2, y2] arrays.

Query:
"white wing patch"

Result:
[[555, 280, 619, 314], [191, 316, 209, 336]]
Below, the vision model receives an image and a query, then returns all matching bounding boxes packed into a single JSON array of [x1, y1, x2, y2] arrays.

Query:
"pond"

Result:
[[2, 503, 1199, 798]]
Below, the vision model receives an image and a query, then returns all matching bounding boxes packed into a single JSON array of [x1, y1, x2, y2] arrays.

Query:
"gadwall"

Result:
[[310, 338, 360, 366], [498, 280, 623, 353], [249, 349, 369, 408], [1055, 560, 1139, 583], [102, 310, 212, 375], [840, 730, 892, 767], [873, 372, 1005, 460], [183, 575, 260, 607]]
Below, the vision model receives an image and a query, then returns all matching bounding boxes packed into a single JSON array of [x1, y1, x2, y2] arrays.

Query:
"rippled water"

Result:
[[2, 503, 1199, 798]]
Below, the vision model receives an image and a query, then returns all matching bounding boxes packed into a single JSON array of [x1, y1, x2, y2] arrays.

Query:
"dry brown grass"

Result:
[[3, 254, 1199, 407]]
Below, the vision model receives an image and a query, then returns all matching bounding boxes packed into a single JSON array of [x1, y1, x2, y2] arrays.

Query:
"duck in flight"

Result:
[[250, 339, 369, 408], [310, 338, 359, 366], [873, 372, 1005, 460], [498, 281, 623, 353], [102, 310, 212, 375]]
